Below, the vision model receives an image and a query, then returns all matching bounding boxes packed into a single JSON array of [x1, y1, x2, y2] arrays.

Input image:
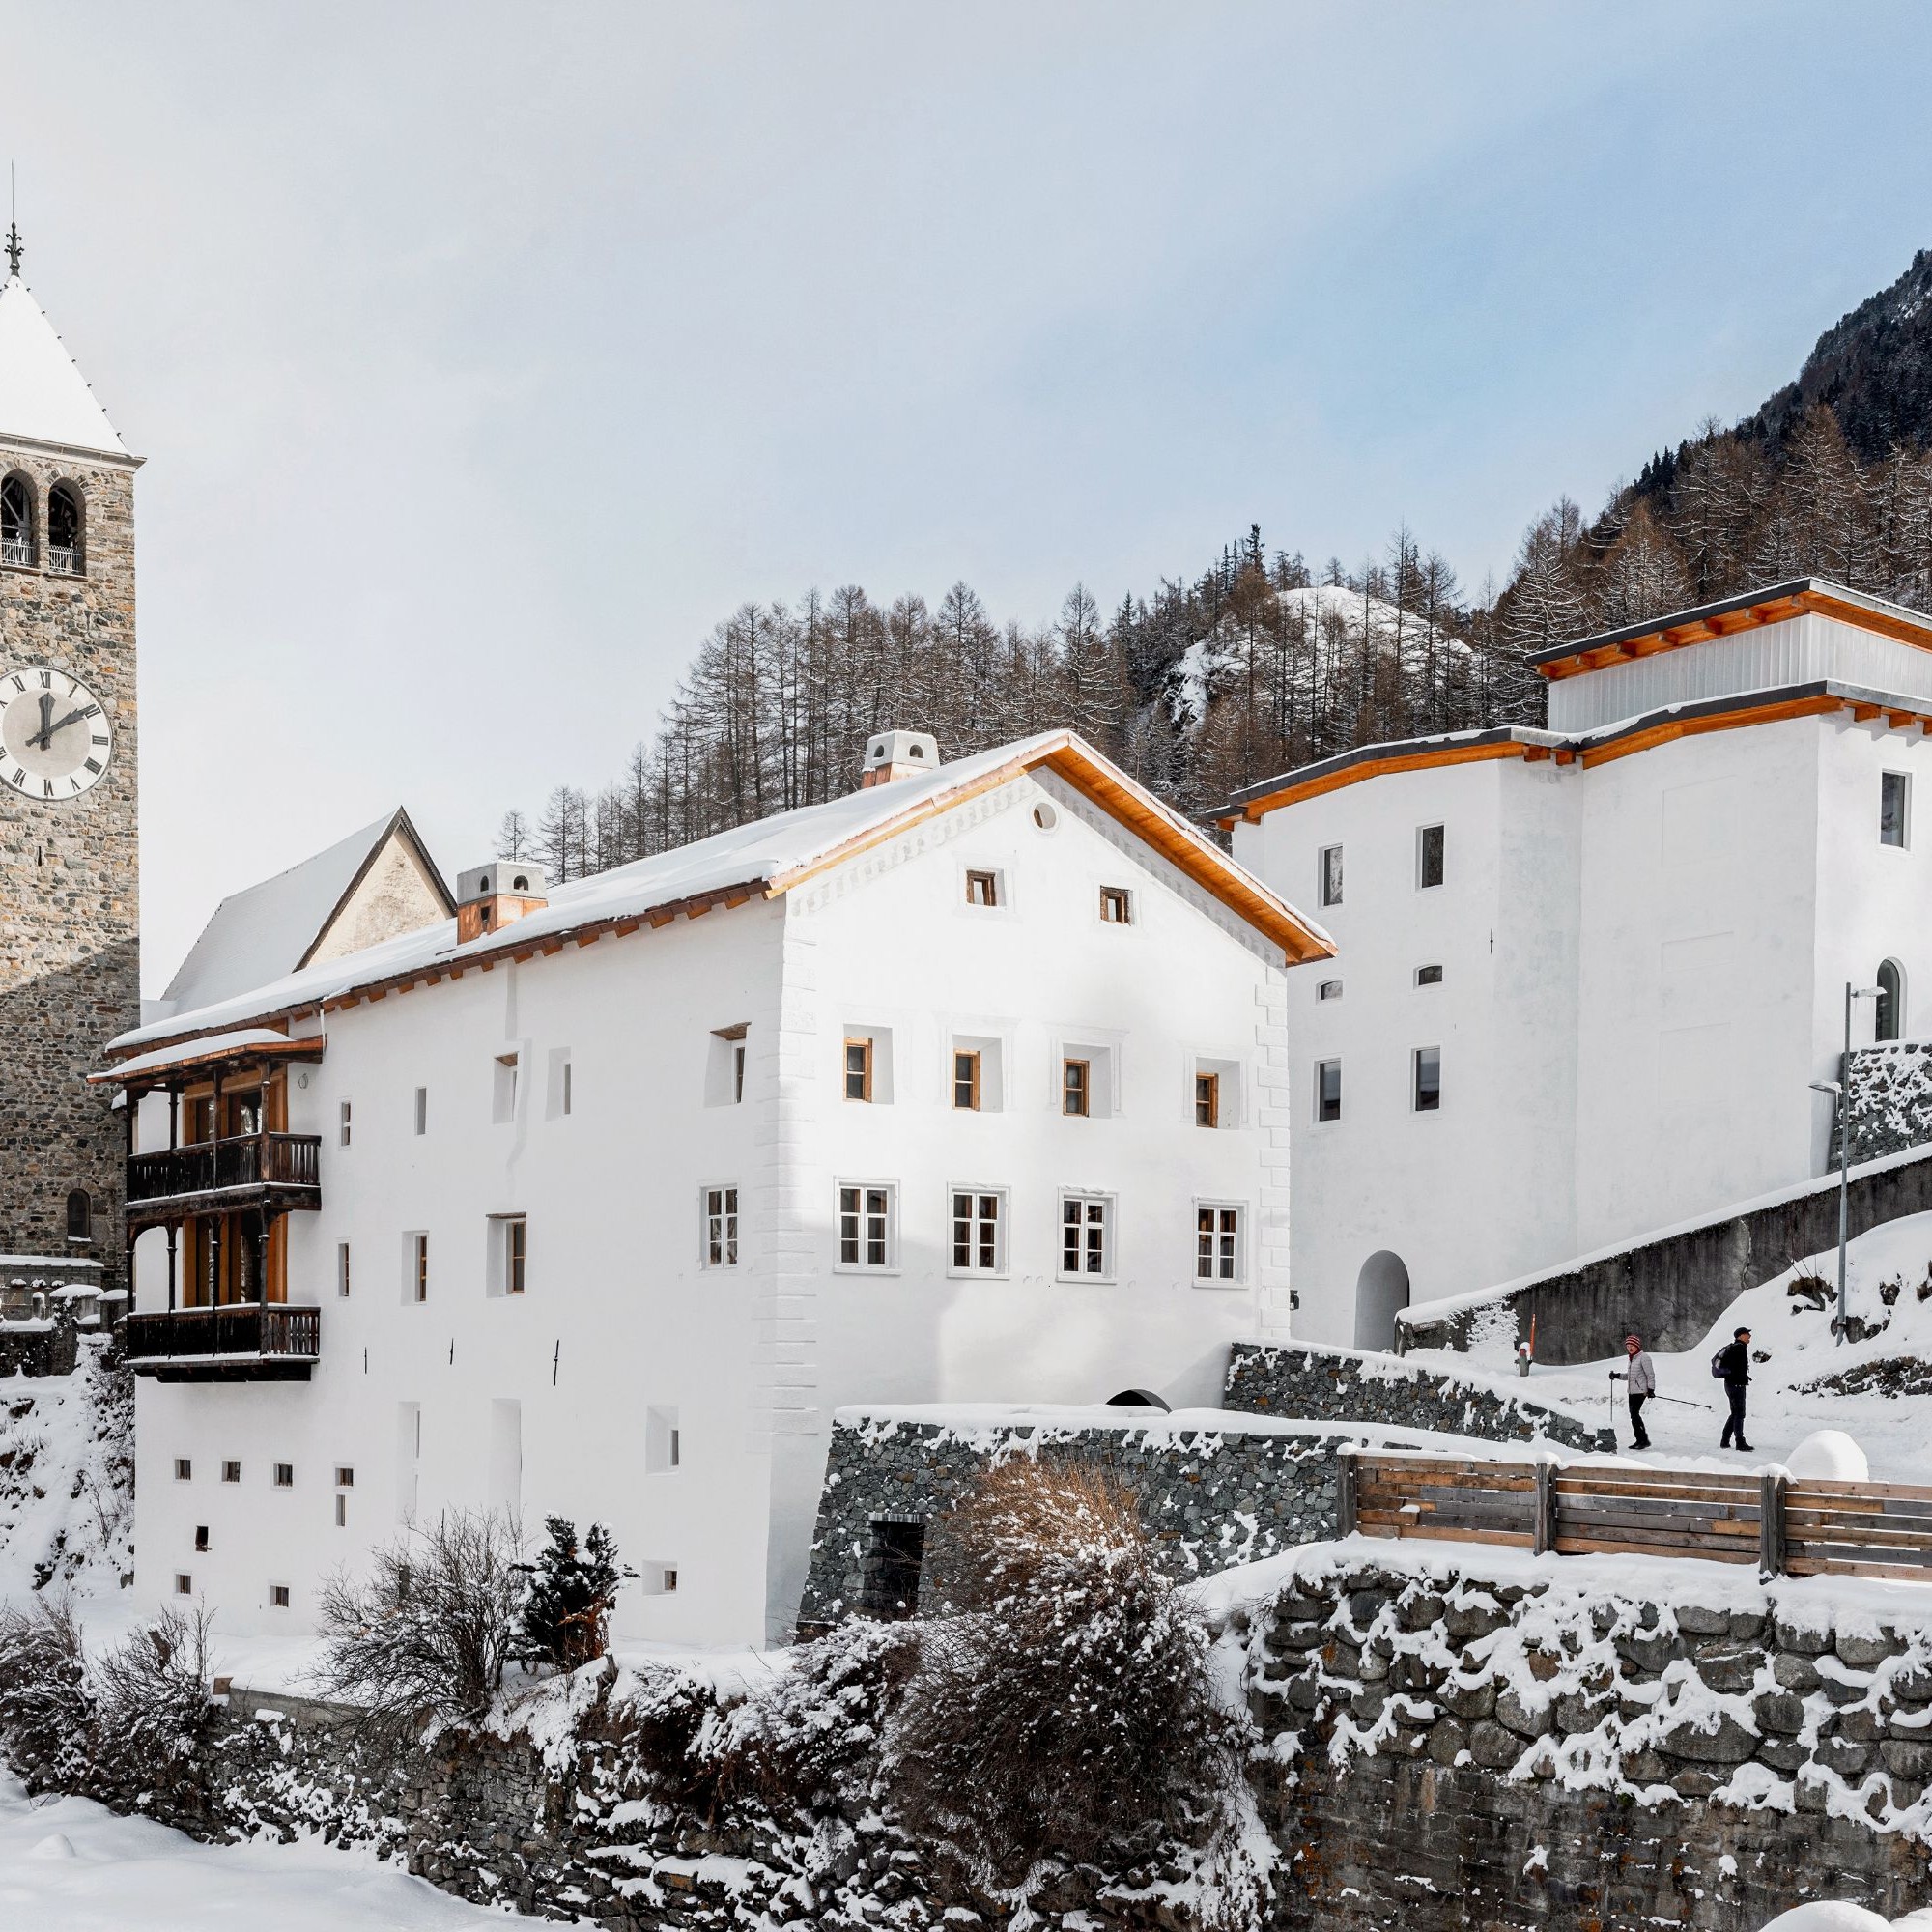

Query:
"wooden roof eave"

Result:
[[91, 1033, 327, 1094]]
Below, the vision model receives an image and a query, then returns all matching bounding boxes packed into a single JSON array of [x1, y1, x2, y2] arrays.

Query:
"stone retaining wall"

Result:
[[21, 1555, 1932, 1930], [1843, 1040, 1932, 1164], [0, 1310, 77, 1378], [794, 1409, 1352, 1634], [1223, 1341, 1612, 1452]]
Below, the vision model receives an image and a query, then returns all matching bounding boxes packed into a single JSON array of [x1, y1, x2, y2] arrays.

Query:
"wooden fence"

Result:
[[1340, 1450, 1932, 1580]]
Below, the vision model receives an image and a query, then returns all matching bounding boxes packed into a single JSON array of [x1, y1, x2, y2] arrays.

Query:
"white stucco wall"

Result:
[[132, 768, 1290, 1648]]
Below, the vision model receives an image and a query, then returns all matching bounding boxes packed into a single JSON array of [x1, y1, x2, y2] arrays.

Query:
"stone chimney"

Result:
[[456, 860, 549, 943], [860, 729, 940, 789]]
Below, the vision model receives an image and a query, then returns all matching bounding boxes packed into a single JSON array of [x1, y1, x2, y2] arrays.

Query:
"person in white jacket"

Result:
[[1609, 1333, 1657, 1449]]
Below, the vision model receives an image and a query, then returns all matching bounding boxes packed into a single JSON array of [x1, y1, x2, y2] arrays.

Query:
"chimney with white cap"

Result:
[[455, 859, 549, 943], [860, 729, 939, 788]]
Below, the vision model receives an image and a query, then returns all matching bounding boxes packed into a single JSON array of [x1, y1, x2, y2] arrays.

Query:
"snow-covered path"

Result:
[[0, 1771, 554, 1929]]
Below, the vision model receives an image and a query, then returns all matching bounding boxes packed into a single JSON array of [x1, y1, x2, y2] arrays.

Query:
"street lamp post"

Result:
[[1811, 980, 1884, 1347]]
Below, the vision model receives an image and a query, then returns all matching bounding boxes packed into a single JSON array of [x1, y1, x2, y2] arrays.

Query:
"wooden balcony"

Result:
[[126, 1132, 321, 1230], [124, 1303, 321, 1381]]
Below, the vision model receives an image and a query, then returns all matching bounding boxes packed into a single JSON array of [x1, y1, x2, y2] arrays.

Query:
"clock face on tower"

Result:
[[0, 666, 114, 803]]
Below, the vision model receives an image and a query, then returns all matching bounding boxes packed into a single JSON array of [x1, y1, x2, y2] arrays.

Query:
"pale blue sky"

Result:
[[6, 3, 1932, 987]]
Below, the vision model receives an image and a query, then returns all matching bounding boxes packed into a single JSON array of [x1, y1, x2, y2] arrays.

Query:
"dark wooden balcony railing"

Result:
[[124, 1303, 321, 1380], [126, 1132, 322, 1209]]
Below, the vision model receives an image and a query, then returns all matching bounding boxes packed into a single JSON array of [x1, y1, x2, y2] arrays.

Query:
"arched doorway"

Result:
[[1353, 1250, 1410, 1351]]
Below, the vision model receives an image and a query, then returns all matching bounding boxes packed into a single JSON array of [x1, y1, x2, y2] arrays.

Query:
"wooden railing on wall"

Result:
[[1339, 1450, 1932, 1581]]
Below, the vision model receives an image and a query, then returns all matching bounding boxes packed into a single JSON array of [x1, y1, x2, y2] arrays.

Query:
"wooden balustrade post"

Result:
[[1336, 1446, 1359, 1538], [1533, 1458, 1557, 1555], [1760, 1470, 1787, 1577]]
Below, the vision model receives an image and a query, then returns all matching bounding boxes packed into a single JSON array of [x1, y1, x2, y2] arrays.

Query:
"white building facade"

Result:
[[112, 732, 1329, 1645], [1218, 580, 1932, 1349]]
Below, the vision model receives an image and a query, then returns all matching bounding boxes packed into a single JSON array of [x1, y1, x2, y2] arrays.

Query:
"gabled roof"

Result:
[[111, 731, 1333, 1058], [160, 808, 453, 1016], [0, 274, 128, 460], [1530, 578, 1932, 681]]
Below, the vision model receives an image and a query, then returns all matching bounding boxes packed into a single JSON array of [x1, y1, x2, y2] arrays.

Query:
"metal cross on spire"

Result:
[[4, 163, 19, 277]]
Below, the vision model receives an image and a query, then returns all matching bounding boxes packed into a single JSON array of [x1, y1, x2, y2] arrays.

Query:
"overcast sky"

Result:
[[9, 2, 1932, 991]]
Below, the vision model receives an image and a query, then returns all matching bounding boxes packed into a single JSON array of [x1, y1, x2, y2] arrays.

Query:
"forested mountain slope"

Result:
[[505, 250, 1932, 883]]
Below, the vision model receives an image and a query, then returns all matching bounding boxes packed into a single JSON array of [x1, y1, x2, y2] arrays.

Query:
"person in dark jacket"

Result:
[[1717, 1325, 1754, 1451]]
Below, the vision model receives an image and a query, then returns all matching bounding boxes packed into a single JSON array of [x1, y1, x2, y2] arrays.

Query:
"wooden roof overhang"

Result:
[[91, 1032, 327, 1098], [1533, 581, 1932, 683], [1212, 729, 1559, 826]]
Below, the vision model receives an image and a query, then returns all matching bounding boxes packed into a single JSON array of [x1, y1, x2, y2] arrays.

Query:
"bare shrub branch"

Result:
[[92, 1602, 214, 1804], [0, 1593, 94, 1787]]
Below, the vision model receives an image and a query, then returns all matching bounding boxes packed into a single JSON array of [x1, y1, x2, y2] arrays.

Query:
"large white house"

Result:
[[108, 730, 1329, 1644], [1218, 580, 1932, 1350]]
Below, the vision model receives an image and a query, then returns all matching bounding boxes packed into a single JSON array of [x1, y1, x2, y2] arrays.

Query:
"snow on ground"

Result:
[[1408, 1210, 1932, 1482], [1760, 1909, 1932, 1929], [0, 1341, 129, 1603], [0, 1770, 554, 1929]]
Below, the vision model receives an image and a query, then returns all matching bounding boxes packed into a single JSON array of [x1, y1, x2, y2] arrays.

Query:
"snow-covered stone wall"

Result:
[[1844, 1042, 1932, 1165], [1222, 1341, 1612, 1451]]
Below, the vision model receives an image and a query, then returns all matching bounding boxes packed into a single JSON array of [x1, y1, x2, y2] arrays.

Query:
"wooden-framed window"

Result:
[[221, 1461, 241, 1484], [174, 1458, 192, 1482], [843, 1037, 873, 1102], [273, 1463, 294, 1489], [703, 1186, 740, 1267], [504, 1215, 526, 1294], [1195, 1204, 1242, 1283], [838, 1183, 895, 1269], [337, 1241, 351, 1298], [410, 1233, 429, 1303], [1062, 1058, 1090, 1118], [335, 1466, 355, 1488], [175, 1574, 192, 1596], [1059, 1194, 1111, 1279], [1316, 1058, 1342, 1122], [1195, 1072, 1220, 1129], [952, 1049, 980, 1111], [965, 868, 1000, 908], [1099, 886, 1132, 924], [270, 1584, 291, 1609], [950, 1189, 1005, 1274]]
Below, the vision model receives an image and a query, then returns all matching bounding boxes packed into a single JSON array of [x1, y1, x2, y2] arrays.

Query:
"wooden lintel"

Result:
[[724, 891, 751, 909], [575, 932, 599, 948], [1887, 710, 1918, 729], [647, 909, 677, 928], [685, 899, 713, 919]]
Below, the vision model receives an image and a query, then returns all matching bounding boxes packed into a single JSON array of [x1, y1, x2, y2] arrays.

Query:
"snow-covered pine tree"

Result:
[[518, 1516, 631, 1670]]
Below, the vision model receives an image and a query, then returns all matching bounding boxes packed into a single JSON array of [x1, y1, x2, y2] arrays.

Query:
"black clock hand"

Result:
[[30, 692, 53, 751], [45, 704, 96, 738]]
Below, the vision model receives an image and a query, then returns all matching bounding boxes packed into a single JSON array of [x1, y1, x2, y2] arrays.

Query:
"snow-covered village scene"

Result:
[[18, 9, 1932, 1932]]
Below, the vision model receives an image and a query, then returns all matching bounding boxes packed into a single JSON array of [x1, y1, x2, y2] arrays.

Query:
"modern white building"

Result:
[[1217, 580, 1932, 1349], [107, 730, 1329, 1645]]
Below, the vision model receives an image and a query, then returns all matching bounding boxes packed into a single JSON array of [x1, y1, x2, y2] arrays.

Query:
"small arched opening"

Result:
[[1878, 958, 1905, 1043], [66, 1188, 93, 1244], [1106, 1387, 1171, 1412], [1353, 1250, 1410, 1352], [46, 481, 83, 576], [0, 471, 36, 567]]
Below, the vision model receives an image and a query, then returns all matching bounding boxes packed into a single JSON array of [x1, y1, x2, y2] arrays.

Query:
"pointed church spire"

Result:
[[0, 272, 128, 458]]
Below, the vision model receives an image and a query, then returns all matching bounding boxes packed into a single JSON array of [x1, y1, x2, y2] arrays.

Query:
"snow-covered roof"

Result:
[[111, 730, 1332, 1057], [88, 1026, 325, 1088], [160, 808, 448, 1016], [0, 274, 128, 459]]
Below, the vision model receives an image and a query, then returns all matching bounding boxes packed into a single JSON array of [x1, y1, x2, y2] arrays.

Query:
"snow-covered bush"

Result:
[[516, 1516, 631, 1670], [90, 1602, 214, 1806], [315, 1509, 524, 1743], [0, 1593, 94, 1787], [888, 1460, 1241, 1891]]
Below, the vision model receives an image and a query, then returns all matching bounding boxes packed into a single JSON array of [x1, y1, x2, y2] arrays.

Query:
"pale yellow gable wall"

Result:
[[307, 831, 449, 966]]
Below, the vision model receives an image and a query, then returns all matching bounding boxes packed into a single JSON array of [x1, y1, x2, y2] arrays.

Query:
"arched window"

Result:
[[0, 472, 34, 568], [65, 1188, 93, 1243], [46, 482, 83, 576], [1878, 959, 1905, 1043]]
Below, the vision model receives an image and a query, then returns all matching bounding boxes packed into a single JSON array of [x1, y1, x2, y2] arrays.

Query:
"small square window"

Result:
[[1062, 1058, 1090, 1118], [1316, 1059, 1342, 1123], [175, 1574, 192, 1596], [838, 1183, 895, 1269], [1415, 964, 1443, 986], [339, 1100, 353, 1148], [274, 1463, 295, 1489], [493, 1053, 520, 1124], [174, 1458, 192, 1482], [1319, 844, 1343, 908], [1418, 824, 1445, 890], [335, 1466, 355, 1488], [1060, 1195, 1111, 1279], [702, 1186, 740, 1267], [194, 1524, 209, 1552], [952, 1049, 980, 1111], [1195, 1205, 1243, 1284], [1413, 1046, 1442, 1113], [1099, 886, 1132, 924], [951, 1189, 1006, 1274], [270, 1584, 291, 1609], [965, 868, 1000, 908], [1882, 772, 1909, 848], [844, 1037, 873, 1103], [1195, 1072, 1220, 1129], [662, 1567, 679, 1594], [413, 1086, 428, 1136], [221, 1460, 241, 1484], [337, 1241, 351, 1298], [1317, 979, 1343, 1002]]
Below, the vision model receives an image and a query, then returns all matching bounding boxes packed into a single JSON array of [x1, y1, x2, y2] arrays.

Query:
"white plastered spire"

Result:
[[0, 272, 128, 458]]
